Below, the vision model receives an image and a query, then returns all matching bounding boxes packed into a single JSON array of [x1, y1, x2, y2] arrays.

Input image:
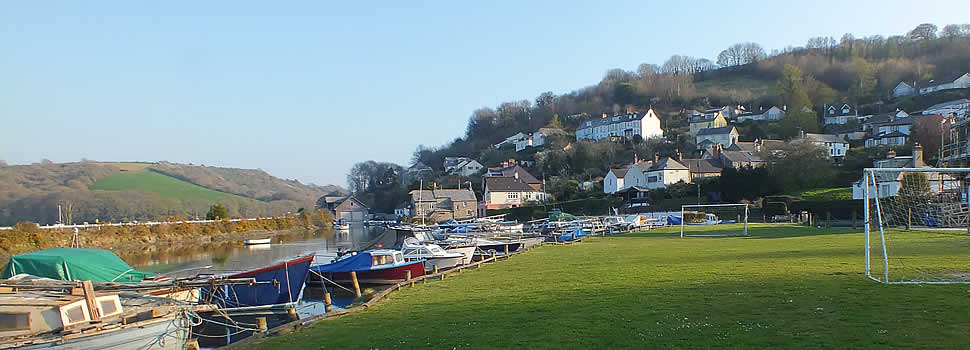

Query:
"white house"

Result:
[[640, 157, 691, 190], [918, 73, 970, 95], [483, 176, 545, 209], [603, 168, 629, 194], [922, 99, 970, 120], [802, 133, 849, 159], [495, 132, 528, 149], [737, 106, 785, 122], [577, 109, 663, 141], [444, 157, 484, 176], [851, 145, 958, 199], [823, 103, 860, 125], [892, 81, 918, 98], [695, 126, 739, 148], [864, 114, 916, 148], [532, 128, 566, 148]]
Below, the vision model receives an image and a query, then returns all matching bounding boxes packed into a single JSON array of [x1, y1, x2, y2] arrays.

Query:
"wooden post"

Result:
[[256, 317, 267, 332], [826, 212, 831, 229], [432, 265, 438, 275], [81, 281, 101, 321], [554, 234, 558, 243], [406, 270, 413, 287], [287, 305, 298, 321], [504, 244, 509, 255], [184, 339, 201, 350], [323, 292, 333, 312], [350, 271, 361, 298], [852, 210, 857, 230], [907, 208, 912, 230]]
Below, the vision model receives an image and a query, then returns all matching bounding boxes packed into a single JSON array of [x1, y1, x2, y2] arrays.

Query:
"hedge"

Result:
[[789, 199, 863, 219]]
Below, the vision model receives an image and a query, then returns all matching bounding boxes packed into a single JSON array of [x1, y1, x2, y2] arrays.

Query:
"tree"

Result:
[[546, 114, 563, 129], [907, 23, 938, 41], [776, 64, 811, 109], [851, 57, 878, 101], [760, 141, 835, 192], [911, 114, 947, 164], [637, 63, 658, 78], [716, 42, 766, 67], [941, 24, 970, 38], [206, 203, 228, 220]]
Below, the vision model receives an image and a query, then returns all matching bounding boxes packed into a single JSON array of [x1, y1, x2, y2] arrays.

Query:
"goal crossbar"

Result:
[[680, 204, 749, 238]]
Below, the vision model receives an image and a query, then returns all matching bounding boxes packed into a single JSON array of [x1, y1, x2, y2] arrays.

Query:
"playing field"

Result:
[[248, 224, 970, 349], [89, 169, 248, 201]]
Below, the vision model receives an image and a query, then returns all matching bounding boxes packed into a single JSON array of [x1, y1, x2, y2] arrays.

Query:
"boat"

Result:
[[669, 213, 722, 225], [1, 248, 158, 284], [551, 227, 588, 242], [192, 303, 298, 348], [401, 238, 466, 271], [0, 290, 205, 350], [244, 237, 271, 245], [200, 255, 314, 308], [309, 249, 425, 285]]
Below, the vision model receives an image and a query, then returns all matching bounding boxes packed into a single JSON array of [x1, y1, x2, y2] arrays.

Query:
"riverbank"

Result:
[[243, 224, 970, 349], [0, 211, 333, 265]]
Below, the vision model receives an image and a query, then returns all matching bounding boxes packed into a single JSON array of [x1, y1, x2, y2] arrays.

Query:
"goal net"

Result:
[[863, 167, 970, 284], [679, 204, 748, 238]]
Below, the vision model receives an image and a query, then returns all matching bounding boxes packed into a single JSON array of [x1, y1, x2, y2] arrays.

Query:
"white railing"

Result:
[[0, 216, 285, 231]]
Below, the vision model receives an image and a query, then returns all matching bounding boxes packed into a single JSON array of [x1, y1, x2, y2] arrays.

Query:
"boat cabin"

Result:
[[369, 249, 405, 267], [0, 292, 123, 339], [401, 244, 448, 258]]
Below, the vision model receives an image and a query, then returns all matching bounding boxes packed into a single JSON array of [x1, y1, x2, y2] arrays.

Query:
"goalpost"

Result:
[[680, 204, 748, 238], [863, 167, 970, 284]]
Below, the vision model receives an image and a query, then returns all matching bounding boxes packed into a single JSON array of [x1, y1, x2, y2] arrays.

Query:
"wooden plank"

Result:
[[81, 281, 100, 321]]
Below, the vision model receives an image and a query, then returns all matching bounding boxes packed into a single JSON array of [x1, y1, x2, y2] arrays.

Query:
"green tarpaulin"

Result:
[[1, 248, 155, 283]]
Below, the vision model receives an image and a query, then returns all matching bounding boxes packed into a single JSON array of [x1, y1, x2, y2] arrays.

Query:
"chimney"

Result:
[[913, 143, 925, 167], [653, 153, 659, 164], [887, 149, 897, 159], [514, 171, 519, 180], [602, 113, 608, 118], [675, 149, 682, 161]]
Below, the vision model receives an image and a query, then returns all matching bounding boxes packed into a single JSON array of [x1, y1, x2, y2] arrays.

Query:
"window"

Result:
[[0, 313, 30, 331], [648, 176, 658, 183], [508, 192, 519, 200]]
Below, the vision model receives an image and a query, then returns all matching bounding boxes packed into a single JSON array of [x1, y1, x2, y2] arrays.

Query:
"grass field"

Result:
[[248, 224, 970, 349], [789, 187, 853, 201], [89, 169, 249, 201]]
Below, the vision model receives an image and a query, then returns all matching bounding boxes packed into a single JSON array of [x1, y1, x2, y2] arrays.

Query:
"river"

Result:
[[125, 223, 395, 278]]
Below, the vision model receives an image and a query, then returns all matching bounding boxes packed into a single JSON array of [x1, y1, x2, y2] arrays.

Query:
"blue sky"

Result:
[[1, 1, 966, 186]]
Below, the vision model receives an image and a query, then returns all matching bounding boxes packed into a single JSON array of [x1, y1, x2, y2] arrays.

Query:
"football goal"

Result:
[[679, 204, 748, 238], [862, 167, 970, 284]]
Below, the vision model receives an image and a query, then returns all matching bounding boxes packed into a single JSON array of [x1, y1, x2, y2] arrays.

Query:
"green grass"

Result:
[[695, 78, 776, 98], [90, 170, 249, 201], [249, 224, 970, 349], [790, 187, 853, 201]]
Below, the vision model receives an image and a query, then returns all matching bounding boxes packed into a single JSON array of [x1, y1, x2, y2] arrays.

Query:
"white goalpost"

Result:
[[680, 204, 749, 238], [863, 167, 970, 284]]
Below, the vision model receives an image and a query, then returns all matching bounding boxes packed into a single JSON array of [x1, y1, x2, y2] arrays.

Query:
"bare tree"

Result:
[[941, 24, 970, 38], [907, 23, 938, 41], [637, 63, 659, 78], [717, 42, 765, 67]]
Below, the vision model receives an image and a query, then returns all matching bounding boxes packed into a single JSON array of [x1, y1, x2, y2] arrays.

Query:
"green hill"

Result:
[[89, 170, 250, 202]]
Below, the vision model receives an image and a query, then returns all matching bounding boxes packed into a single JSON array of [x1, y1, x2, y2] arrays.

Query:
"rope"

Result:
[[309, 270, 355, 293]]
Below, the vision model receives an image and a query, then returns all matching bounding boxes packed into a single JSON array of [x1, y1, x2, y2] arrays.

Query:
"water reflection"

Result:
[[126, 223, 394, 277]]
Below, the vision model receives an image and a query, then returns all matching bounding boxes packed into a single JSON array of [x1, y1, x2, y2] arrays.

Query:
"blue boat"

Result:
[[201, 255, 314, 308], [309, 249, 425, 285], [553, 227, 587, 242]]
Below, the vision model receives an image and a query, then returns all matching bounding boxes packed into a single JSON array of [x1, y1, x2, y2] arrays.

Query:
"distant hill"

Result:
[[0, 161, 344, 226]]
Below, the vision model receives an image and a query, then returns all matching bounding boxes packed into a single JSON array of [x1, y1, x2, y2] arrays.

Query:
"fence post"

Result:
[[324, 292, 333, 312], [826, 211, 831, 229], [906, 208, 912, 230], [350, 271, 361, 298], [852, 210, 857, 230], [406, 270, 413, 287]]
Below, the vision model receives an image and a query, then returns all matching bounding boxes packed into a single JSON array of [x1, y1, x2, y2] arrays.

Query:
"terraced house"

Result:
[[576, 109, 663, 141]]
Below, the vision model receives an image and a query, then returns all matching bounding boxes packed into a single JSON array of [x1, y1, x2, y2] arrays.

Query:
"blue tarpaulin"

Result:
[[312, 252, 377, 273]]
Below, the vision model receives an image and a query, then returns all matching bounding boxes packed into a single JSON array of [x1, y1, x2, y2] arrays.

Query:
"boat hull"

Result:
[[445, 246, 476, 264], [310, 260, 425, 285], [244, 238, 271, 245], [16, 315, 187, 350], [192, 304, 297, 348], [201, 255, 314, 308], [421, 256, 464, 271]]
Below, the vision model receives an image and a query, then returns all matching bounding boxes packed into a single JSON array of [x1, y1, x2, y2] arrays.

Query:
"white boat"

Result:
[[244, 238, 271, 245], [401, 238, 466, 272], [0, 290, 204, 350]]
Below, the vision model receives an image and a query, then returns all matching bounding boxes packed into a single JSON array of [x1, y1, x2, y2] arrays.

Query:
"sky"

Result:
[[1, 0, 967, 187]]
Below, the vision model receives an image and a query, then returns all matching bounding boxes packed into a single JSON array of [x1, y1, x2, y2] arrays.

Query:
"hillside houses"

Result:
[[695, 126, 739, 148], [688, 111, 728, 135], [823, 104, 860, 125], [409, 188, 478, 222], [863, 113, 920, 148], [496, 128, 568, 152], [576, 109, 663, 141], [604, 155, 691, 193], [443, 157, 484, 176], [800, 133, 849, 159], [923, 99, 970, 119], [737, 106, 785, 122], [892, 73, 970, 98]]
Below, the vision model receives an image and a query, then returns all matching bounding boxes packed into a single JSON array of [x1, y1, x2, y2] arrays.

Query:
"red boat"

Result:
[[309, 249, 425, 285]]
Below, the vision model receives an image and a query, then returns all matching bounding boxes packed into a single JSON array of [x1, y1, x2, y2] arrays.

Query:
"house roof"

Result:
[[610, 168, 630, 178], [919, 72, 970, 87], [334, 196, 369, 212], [680, 158, 723, 173], [485, 176, 537, 192], [644, 157, 688, 171], [720, 150, 761, 164], [925, 99, 970, 111], [616, 186, 651, 194], [434, 189, 477, 202], [696, 126, 736, 136], [409, 190, 436, 202], [578, 110, 657, 130], [408, 162, 431, 171], [537, 128, 566, 136], [689, 112, 722, 123], [873, 131, 910, 139], [489, 165, 541, 184], [825, 104, 856, 117], [804, 133, 847, 144]]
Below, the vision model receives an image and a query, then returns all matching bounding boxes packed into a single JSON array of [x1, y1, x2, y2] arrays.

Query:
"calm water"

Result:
[[126, 223, 396, 278]]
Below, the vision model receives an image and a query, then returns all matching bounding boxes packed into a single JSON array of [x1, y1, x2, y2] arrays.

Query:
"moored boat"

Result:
[[244, 238, 271, 245], [200, 255, 314, 308], [401, 238, 465, 271], [1, 248, 158, 284], [309, 250, 425, 285]]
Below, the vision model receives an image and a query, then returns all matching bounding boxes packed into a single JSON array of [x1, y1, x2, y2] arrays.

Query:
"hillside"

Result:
[[0, 161, 344, 226]]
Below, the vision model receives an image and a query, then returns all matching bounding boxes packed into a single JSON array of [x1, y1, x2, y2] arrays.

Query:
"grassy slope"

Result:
[[251, 224, 970, 349], [89, 170, 250, 202], [790, 187, 853, 201]]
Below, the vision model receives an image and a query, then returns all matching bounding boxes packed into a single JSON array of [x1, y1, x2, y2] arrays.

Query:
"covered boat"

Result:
[[200, 255, 314, 308], [309, 250, 425, 285], [552, 227, 588, 242], [0, 248, 155, 284]]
